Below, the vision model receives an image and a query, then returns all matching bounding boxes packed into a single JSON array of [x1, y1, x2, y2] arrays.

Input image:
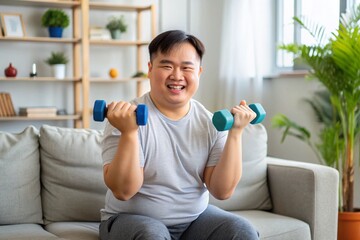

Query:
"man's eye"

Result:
[[183, 67, 194, 71], [162, 65, 172, 69]]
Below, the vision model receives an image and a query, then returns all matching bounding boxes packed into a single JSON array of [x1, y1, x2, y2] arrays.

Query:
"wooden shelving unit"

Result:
[[0, 0, 156, 129], [0, 115, 81, 121], [0, 77, 81, 82], [0, 36, 81, 43], [0, 0, 80, 8], [0, 0, 84, 127], [84, 1, 156, 127], [89, 77, 148, 83]]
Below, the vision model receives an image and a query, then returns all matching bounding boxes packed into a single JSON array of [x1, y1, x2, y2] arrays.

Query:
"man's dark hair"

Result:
[[148, 30, 205, 62]]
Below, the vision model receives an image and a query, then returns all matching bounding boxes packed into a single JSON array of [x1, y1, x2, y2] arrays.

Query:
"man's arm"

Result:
[[204, 101, 255, 200], [103, 101, 144, 201]]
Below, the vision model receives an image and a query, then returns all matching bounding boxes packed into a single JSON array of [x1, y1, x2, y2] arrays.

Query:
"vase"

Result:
[[52, 64, 66, 79], [48, 27, 64, 38], [110, 30, 121, 40], [4, 63, 17, 77], [338, 211, 360, 240]]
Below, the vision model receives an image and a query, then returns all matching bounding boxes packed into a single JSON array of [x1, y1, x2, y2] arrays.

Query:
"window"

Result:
[[276, 0, 341, 69]]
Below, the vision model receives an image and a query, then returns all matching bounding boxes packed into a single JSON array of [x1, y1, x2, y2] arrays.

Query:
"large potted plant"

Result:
[[41, 9, 70, 38], [106, 15, 127, 40], [45, 51, 69, 79], [272, 5, 360, 240]]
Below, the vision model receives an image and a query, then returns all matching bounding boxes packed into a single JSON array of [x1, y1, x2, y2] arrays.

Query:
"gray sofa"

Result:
[[0, 124, 338, 240]]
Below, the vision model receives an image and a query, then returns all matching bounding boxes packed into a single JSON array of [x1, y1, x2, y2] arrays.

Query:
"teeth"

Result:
[[168, 85, 184, 90]]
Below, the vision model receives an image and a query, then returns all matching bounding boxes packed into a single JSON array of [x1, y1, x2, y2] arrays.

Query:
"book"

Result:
[[89, 26, 111, 40], [19, 112, 57, 117], [19, 106, 57, 114], [0, 92, 16, 117], [0, 94, 6, 117], [4, 93, 16, 116]]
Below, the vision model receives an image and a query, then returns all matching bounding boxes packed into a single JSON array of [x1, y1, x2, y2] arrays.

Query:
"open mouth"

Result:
[[167, 85, 185, 90]]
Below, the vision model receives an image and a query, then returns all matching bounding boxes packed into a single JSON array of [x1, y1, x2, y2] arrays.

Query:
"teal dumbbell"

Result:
[[212, 103, 266, 131], [93, 100, 148, 126]]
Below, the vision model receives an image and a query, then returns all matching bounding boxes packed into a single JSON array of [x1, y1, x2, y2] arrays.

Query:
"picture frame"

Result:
[[1, 13, 25, 37]]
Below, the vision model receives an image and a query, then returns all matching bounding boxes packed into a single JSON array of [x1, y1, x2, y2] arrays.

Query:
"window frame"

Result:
[[275, 0, 348, 72]]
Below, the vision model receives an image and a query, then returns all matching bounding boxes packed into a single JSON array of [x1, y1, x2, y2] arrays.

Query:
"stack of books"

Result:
[[0, 92, 16, 117], [90, 26, 111, 40], [19, 106, 57, 117]]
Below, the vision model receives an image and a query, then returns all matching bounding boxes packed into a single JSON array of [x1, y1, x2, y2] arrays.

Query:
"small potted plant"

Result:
[[45, 51, 69, 79], [106, 15, 127, 40], [42, 9, 70, 38]]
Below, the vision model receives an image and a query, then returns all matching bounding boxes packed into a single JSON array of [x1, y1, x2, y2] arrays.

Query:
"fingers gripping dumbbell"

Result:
[[212, 103, 266, 131], [93, 100, 148, 125]]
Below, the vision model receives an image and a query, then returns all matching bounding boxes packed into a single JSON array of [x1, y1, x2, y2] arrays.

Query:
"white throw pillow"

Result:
[[0, 126, 43, 224], [209, 124, 272, 210], [39, 125, 107, 223]]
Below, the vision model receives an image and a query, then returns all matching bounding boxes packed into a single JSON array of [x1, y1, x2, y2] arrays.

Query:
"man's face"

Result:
[[147, 42, 203, 113]]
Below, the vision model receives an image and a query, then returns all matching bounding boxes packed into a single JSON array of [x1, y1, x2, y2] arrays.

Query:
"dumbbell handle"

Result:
[[93, 100, 148, 126], [212, 103, 266, 131]]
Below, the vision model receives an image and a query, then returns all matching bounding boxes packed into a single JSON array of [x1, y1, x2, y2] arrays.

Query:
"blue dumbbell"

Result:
[[93, 100, 148, 126], [212, 103, 266, 131]]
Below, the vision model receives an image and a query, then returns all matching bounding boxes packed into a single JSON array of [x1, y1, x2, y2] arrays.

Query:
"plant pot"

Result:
[[48, 27, 64, 38], [52, 64, 66, 79], [338, 211, 360, 240], [110, 30, 121, 40]]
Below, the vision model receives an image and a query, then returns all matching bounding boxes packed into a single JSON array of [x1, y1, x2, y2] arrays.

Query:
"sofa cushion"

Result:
[[45, 222, 99, 240], [40, 125, 107, 223], [0, 224, 59, 240], [0, 126, 43, 225], [232, 210, 311, 240], [210, 124, 272, 210]]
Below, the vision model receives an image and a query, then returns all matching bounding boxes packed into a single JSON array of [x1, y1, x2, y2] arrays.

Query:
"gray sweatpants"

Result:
[[99, 204, 259, 240]]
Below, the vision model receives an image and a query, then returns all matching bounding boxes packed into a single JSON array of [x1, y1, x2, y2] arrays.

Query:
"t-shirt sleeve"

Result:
[[206, 131, 228, 167]]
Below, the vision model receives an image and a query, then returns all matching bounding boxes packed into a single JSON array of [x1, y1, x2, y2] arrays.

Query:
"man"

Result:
[[99, 30, 259, 240]]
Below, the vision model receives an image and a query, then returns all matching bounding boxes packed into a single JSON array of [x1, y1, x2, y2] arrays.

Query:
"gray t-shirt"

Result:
[[100, 92, 227, 226]]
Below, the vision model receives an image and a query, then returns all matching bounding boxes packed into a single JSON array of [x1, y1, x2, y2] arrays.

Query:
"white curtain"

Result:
[[217, 0, 269, 109]]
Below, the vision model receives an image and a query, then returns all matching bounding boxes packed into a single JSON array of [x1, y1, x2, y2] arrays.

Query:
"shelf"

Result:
[[0, 0, 81, 8], [0, 36, 81, 43], [0, 77, 81, 82], [90, 77, 149, 83], [0, 1, 156, 129], [89, 2, 152, 11], [90, 40, 150, 46], [278, 70, 308, 78], [0, 114, 81, 121]]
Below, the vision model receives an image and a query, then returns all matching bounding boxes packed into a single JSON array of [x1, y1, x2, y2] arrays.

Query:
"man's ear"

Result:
[[148, 61, 153, 72], [147, 61, 152, 76], [198, 66, 203, 77]]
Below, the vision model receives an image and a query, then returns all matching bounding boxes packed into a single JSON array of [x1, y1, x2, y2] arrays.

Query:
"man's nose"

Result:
[[171, 68, 184, 81]]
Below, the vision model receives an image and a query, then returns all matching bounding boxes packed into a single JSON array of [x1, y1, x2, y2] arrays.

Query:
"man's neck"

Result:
[[149, 95, 190, 121]]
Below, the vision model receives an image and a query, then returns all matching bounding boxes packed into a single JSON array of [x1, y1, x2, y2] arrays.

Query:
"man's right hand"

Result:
[[106, 101, 139, 134]]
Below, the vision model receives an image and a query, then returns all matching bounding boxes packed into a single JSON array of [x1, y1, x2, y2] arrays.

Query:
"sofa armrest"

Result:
[[266, 157, 339, 240]]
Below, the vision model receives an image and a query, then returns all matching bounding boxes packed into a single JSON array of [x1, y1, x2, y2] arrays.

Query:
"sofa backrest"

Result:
[[39, 125, 107, 224], [0, 123, 271, 225], [210, 124, 272, 211], [0, 126, 43, 225]]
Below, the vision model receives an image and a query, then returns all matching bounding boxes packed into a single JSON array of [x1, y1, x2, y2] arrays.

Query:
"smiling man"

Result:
[[99, 30, 259, 240]]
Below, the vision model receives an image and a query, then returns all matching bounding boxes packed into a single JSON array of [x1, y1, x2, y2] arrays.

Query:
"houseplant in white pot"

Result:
[[272, 5, 360, 240], [45, 51, 69, 79], [106, 15, 127, 40]]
